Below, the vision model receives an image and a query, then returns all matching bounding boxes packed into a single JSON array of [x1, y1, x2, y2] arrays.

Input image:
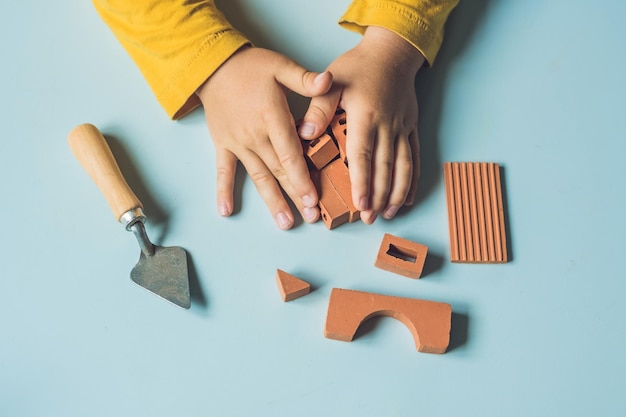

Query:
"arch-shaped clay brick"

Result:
[[324, 288, 452, 353]]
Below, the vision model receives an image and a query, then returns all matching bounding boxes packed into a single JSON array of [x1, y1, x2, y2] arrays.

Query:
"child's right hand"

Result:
[[195, 46, 333, 230], [298, 26, 425, 224]]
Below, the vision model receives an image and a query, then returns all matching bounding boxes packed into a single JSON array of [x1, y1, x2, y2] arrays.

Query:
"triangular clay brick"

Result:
[[276, 269, 311, 302]]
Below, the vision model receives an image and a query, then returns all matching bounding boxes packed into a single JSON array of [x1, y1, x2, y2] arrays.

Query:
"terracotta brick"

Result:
[[305, 133, 339, 170], [321, 159, 360, 222], [443, 162, 508, 263], [329, 109, 347, 162], [276, 269, 311, 302], [312, 169, 349, 229], [374, 233, 428, 279], [324, 288, 452, 354]]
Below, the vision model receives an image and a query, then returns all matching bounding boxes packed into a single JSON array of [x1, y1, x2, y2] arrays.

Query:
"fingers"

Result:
[[382, 134, 413, 219], [262, 105, 319, 213], [361, 129, 395, 224], [346, 112, 376, 214], [237, 149, 296, 230], [405, 130, 420, 206], [215, 148, 238, 217], [218, 123, 321, 230], [243, 141, 321, 229], [347, 119, 417, 224]]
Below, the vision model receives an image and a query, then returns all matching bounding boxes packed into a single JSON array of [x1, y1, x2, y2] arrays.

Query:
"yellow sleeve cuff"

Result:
[[339, 0, 459, 66], [166, 32, 250, 120], [93, 0, 250, 120]]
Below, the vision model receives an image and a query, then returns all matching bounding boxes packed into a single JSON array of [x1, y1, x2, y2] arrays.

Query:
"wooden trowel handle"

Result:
[[68, 123, 143, 221]]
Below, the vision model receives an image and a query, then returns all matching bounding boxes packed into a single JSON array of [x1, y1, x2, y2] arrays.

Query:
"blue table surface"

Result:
[[2, 1, 625, 416]]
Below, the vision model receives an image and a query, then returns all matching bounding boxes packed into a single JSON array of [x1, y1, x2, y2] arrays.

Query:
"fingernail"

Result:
[[383, 205, 399, 219], [218, 202, 231, 216], [313, 71, 327, 85], [361, 210, 378, 225], [357, 197, 369, 211], [276, 212, 293, 230], [303, 206, 319, 223], [299, 122, 315, 138], [302, 193, 316, 208]]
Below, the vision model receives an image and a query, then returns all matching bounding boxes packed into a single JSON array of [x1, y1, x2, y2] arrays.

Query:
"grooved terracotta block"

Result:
[[312, 169, 349, 229], [443, 162, 508, 263], [305, 133, 339, 170], [321, 158, 360, 222], [276, 269, 311, 301], [324, 288, 452, 354], [329, 109, 347, 162], [374, 233, 428, 278]]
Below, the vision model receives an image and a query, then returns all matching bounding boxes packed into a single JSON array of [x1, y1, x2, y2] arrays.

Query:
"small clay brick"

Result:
[[443, 162, 508, 263], [276, 269, 311, 302], [324, 288, 452, 354], [329, 109, 347, 162], [374, 233, 428, 279], [305, 133, 339, 170], [313, 168, 350, 229], [321, 159, 360, 222]]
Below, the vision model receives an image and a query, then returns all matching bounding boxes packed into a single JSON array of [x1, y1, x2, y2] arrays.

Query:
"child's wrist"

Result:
[[361, 26, 425, 73]]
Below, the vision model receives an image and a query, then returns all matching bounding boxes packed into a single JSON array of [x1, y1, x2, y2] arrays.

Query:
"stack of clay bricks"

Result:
[[300, 109, 359, 229]]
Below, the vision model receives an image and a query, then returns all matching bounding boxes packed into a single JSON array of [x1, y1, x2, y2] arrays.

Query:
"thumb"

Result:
[[298, 93, 341, 140], [275, 59, 333, 97]]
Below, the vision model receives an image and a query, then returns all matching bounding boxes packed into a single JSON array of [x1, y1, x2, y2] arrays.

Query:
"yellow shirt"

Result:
[[93, 0, 458, 120]]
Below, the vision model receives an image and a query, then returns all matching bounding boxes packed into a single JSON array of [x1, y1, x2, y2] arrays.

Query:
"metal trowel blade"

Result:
[[130, 245, 191, 309]]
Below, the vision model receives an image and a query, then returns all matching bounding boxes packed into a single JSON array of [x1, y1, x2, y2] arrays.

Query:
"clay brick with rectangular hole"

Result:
[[321, 158, 360, 222], [305, 133, 339, 170], [375, 233, 428, 278], [324, 288, 452, 354], [443, 162, 508, 263], [312, 169, 349, 229], [276, 269, 310, 301], [329, 108, 347, 162]]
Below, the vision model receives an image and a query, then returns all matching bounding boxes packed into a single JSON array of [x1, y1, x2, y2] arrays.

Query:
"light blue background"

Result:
[[2, 0, 625, 416]]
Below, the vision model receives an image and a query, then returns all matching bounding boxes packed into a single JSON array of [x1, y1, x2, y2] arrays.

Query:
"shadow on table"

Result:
[[104, 134, 170, 235], [448, 312, 469, 352], [413, 0, 494, 207], [499, 165, 514, 262], [186, 251, 209, 312], [422, 251, 445, 277]]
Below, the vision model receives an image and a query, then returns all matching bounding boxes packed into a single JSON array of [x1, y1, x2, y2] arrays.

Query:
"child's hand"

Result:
[[298, 26, 425, 224], [196, 46, 332, 230]]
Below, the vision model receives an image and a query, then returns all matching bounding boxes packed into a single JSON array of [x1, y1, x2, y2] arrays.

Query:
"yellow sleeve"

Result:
[[92, 0, 250, 119], [339, 0, 459, 66]]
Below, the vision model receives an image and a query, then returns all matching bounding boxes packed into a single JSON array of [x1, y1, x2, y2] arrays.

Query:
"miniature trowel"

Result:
[[68, 123, 191, 309]]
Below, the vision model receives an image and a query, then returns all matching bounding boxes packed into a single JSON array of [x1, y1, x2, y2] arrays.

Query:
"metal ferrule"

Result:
[[120, 208, 155, 257], [119, 208, 147, 231]]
